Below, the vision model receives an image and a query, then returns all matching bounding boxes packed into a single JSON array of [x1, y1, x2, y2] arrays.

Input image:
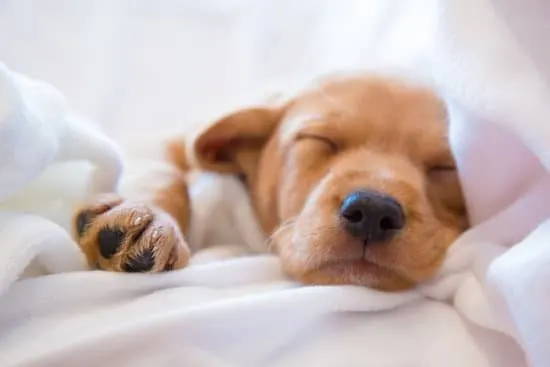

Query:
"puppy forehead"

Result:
[[278, 111, 324, 146], [277, 91, 364, 147], [277, 100, 444, 149], [277, 78, 362, 145], [276, 76, 447, 150]]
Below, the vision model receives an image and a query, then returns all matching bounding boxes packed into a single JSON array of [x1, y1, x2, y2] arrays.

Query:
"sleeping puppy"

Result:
[[74, 75, 467, 290]]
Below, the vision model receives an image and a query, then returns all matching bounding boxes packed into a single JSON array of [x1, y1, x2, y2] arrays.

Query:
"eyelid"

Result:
[[430, 165, 456, 171], [295, 132, 339, 151]]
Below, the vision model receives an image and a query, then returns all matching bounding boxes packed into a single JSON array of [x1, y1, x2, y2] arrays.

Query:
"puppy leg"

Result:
[[73, 139, 192, 272]]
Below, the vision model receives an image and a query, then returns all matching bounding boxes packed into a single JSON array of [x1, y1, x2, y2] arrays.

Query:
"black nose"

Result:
[[340, 190, 405, 243]]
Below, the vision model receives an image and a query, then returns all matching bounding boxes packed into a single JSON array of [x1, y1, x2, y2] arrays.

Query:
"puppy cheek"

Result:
[[391, 221, 460, 281], [273, 218, 327, 280], [276, 221, 351, 281], [273, 229, 307, 279]]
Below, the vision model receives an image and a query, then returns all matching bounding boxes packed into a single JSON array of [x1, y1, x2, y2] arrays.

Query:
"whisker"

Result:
[[267, 217, 297, 252]]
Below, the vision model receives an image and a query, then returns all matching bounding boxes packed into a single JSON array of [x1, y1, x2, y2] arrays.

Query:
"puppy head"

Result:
[[194, 75, 467, 290]]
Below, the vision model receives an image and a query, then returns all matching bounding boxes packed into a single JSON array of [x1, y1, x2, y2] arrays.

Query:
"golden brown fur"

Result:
[[74, 144, 191, 272], [195, 75, 467, 290], [74, 75, 467, 290]]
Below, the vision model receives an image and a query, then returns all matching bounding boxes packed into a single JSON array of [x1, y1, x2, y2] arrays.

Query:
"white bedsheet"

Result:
[[2, 0, 550, 366]]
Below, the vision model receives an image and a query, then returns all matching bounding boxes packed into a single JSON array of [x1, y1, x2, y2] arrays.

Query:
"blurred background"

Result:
[[0, 0, 432, 143]]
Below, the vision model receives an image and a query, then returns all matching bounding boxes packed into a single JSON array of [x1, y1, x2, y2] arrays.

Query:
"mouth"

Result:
[[361, 238, 381, 255], [313, 253, 415, 290], [274, 217, 419, 290]]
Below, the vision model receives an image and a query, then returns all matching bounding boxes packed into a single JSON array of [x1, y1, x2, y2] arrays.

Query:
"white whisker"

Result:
[[267, 217, 297, 252]]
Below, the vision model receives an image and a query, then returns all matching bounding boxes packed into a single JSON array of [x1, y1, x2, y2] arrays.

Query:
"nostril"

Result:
[[379, 216, 395, 231], [379, 216, 402, 231], [343, 209, 363, 223]]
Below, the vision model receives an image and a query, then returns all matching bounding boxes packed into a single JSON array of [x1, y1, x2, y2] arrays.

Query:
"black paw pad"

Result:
[[76, 211, 94, 237], [123, 250, 155, 272], [98, 228, 125, 258]]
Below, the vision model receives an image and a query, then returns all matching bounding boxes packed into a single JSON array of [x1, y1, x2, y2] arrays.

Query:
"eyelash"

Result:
[[429, 165, 456, 171], [292, 135, 456, 173], [295, 133, 339, 152]]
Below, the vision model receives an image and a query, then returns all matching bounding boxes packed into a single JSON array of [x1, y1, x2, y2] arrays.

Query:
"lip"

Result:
[[317, 257, 389, 277], [314, 255, 414, 290]]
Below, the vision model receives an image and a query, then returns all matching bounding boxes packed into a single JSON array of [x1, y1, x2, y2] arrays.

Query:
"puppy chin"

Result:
[[273, 225, 417, 291], [299, 260, 416, 291]]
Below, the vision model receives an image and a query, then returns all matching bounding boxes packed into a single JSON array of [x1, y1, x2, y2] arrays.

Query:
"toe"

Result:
[[123, 249, 155, 272], [98, 227, 126, 258], [76, 211, 94, 237], [74, 194, 123, 238]]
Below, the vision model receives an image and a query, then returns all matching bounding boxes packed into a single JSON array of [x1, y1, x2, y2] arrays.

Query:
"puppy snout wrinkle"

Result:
[[340, 190, 405, 243]]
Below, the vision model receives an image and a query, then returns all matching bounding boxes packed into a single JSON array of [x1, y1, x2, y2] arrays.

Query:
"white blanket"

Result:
[[1, 0, 550, 365], [0, 62, 123, 294]]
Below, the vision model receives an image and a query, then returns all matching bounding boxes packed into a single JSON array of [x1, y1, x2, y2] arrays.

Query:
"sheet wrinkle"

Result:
[[1, 1, 549, 365]]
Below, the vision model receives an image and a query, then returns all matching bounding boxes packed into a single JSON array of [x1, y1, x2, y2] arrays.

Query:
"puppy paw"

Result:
[[74, 194, 190, 272]]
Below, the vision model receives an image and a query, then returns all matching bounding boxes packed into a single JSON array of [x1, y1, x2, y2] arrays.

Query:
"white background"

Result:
[[0, 0, 397, 142]]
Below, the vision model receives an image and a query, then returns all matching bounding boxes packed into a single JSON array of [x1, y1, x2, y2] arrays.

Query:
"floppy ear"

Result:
[[194, 106, 282, 175]]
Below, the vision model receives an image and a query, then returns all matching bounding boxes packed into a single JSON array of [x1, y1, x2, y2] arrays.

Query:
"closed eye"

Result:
[[430, 165, 456, 171], [428, 165, 458, 181], [295, 133, 339, 152]]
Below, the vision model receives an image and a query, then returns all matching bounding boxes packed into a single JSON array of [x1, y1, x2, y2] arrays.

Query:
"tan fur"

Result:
[[194, 75, 467, 290], [157, 140, 192, 233], [73, 74, 467, 291], [76, 194, 189, 272], [73, 143, 192, 273], [166, 138, 191, 172]]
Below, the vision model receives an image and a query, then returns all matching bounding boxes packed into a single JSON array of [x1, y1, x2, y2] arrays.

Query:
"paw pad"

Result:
[[123, 249, 155, 272], [98, 228, 125, 258], [76, 211, 94, 237]]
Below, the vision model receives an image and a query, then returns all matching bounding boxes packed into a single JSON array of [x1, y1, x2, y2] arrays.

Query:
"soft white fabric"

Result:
[[1, 0, 550, 366], [0, 62, 123, 201], [0, 64, 122, 304]]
